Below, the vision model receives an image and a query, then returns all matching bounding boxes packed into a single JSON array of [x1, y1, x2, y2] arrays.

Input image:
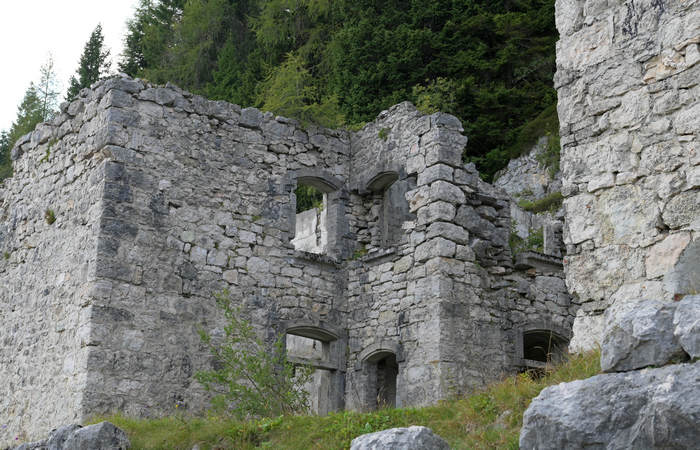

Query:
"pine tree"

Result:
[[8, 84, 44, 146], [36, 55, 61, 122], [0, 130, 11, 181], [66, 24, 112, 101]]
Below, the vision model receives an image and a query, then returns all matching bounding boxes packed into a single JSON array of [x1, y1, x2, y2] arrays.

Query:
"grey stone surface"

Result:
[[674, 295, 700, 359], [350, 426, 449, 450], [0, 77, 574, 444], [46, 425, 82, 450], [493, 136, 559, 201], [520, 361, 700, 450], [61, 422, 130, 450], [10, 423, 129, 450], [556, 0, 700, 351], [601, 298, 686, 372]]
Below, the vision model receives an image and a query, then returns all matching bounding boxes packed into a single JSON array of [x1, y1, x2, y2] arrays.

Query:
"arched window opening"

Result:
[[365, 172, 415, 249], [291, 182, 328, 254], [520, 329, 568, 375]]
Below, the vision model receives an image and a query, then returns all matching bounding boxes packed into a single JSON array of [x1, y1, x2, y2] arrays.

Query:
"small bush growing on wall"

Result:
[[196, 290, 313, 419], [45, 209, 56, 225]]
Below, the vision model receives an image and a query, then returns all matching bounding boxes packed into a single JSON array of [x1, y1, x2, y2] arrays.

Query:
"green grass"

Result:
[[517, 192, 564, 214], [93, 350, 600, 450]]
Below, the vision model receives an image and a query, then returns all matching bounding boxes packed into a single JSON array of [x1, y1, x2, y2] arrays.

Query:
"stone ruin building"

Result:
[[3, 0, 698, 444], [0, 76, 574, 443]]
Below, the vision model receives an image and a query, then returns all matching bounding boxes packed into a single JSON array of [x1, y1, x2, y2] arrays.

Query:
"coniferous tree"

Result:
[[66, 24, 112, 101], [36, 55, 61, 122], [119, 0, 186, 76], [8, 84, 44, 146], [117, 0, 560, 179], [0, 131, 11, 181]]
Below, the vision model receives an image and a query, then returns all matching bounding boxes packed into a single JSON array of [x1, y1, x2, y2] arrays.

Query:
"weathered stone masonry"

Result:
[[555, 0, 699, 350], [1, 76, 574, 444]]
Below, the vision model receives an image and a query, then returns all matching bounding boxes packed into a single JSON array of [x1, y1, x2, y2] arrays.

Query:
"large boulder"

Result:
[[61, 422, 130, 450], [12, 423, 130, 450], [519, 361, 700, 450], [674, 295, 700, 359], [46, 425, 82, 450], [350, 426, 449, 450], [600, 298, 685, 372]]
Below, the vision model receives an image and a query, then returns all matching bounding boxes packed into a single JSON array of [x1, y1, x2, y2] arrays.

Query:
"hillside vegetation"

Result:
[[119, 0, 559, 180], [0, 0, 559, 183], [95, 350, 600, 449]]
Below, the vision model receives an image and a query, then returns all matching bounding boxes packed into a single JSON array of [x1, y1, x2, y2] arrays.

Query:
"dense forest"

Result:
[[0, 0, 559, 182]]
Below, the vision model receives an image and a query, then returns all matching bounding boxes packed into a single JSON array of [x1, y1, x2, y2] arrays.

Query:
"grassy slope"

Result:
[[97, 351, 600, 449]]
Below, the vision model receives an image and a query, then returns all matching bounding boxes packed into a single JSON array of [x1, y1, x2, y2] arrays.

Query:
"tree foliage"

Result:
[[67, 24, 112, 101], [0, 131, 11, 181], [118, 0, 559, 178], [1, 57, 60, 181], [196, 291, 313, 419]]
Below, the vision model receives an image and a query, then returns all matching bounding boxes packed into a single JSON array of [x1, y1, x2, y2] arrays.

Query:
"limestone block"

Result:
[[645, 232, 691, 279], [426, 221, 469, 245], [429, 180, 465, 204], [415, 237, 456, 263], [46, 424, 82, 450], [662, 190, 699, 229], [350, 426, 449, 450], [520, 362, 700, 450], [393, 256, 413, 274], [416, 164, 453, 186], [62, 422, 131, 450], [416, 201, 456, 225], [555, 0, 584, 37], [586, 172, 615, 192], [600, 298, 685, 372], [562, 194, 597, 245], [664, 237, 700, 295], [673, 295, 700, 359]]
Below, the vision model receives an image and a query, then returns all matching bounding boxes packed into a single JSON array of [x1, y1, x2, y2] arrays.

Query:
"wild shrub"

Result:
[[196, 291, 313, 419]]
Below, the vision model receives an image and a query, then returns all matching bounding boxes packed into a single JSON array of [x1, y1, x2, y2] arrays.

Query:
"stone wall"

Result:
[[1, 77, 575, 445], [0, 102, 109, 442], [555, 0, 700, 350]]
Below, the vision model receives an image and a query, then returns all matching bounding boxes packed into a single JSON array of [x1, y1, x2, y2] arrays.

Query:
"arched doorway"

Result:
[[363, 350, 399, 409]]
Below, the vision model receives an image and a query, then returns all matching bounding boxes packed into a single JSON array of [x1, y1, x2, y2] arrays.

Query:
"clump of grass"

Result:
[[351, 245, 368, 260], [45, 208, 56, 225], [3, 251, 9, 260], [96, 350, 600, 450], [517, 192, 563, 214], [536, 132, 560, 178], [378, 128, 390, 140]]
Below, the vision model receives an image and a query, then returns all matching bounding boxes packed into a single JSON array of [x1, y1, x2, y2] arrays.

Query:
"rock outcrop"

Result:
[[350, 426, 449, 450], [556, 0, 700, 352], [520, 361, 700, 450], [520, 296, 700, 449], [11, 422, 130, 450], [600, 297, 688, 372]]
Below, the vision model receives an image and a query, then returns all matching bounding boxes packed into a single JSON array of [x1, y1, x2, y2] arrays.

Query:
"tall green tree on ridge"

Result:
[[8, 84, 44, 145], [1, 55, 61, 181], [37, 54, 61, 122], [66, 24, 112, 101], [119, 0, 187, 78], [0, 131, 11, 181]]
